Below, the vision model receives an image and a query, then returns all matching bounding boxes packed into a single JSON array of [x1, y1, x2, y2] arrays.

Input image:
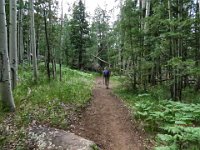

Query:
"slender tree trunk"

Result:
[[168, 0, 176, 100], [79, 25, 83, 70], [119, 0, 124, 75], [126, 56, 131, 74], [19, 20, 24, 64], [36, 27, 40, 59], [141, 0, 146, 9], [79, 45, 83, 70], [0, 0, 15, 111], [26, 24, 32, 65], [48, 0, 56, 78], [30, 0, 38, 82], [144, 0, 150, 33], [18, 0, 24, 64], [17, 11, 20, 63], [199, 0, 200, 11], [9, 0, 18, 89], [52, 51, 56, 79], [59, 0, 64, 81], [195, 0, 200, 91], [150, 64, 156, 85], [174, 0, 182, 101], [122, 58, 126, 74], [27, 7, 32, 65], [158, 58, 162, 84], [44, 9, 51, 80]]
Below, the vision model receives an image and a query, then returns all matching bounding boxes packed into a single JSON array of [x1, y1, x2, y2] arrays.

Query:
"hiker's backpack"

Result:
[[103, 70, 110, 77]]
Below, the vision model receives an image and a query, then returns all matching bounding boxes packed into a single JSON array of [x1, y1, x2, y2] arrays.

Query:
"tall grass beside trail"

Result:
[[113, 77, 200, 150], [0, 64, 95, 149]]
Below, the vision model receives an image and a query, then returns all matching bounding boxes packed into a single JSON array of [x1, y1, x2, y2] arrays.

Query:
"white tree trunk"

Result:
[[126, 56, 131, 74], [123, 58, 126, 74], [28, 5, 32, 65], [59, 0, 64, 81], [19, 23, 24, 63], [139, 0, 146, 31], [145, 0, 150, 18], [142, 0, 146, 9], [30, 0, 38, 81], [0, 0, 15, 111], [19, 0, 24, 63], [9, 0, 18, 89], [168, 0, 171, 20], [144, 0, 150, 41]]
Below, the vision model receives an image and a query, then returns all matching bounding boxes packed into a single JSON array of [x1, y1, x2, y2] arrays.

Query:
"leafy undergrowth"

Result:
[[114, 87, 200, 150], [0, 64, 95, 149]]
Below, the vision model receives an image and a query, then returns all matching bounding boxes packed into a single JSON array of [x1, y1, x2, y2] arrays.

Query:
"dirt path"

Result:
[[70, 78, 148, 150]]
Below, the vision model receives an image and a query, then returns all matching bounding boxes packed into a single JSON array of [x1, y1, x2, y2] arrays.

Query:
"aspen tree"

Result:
[[0, 0, 15, 111], [18, 0, 24, 64], [9, 0, 18, 89], [30, 0, 38, 81], [59, 0, 64, 81]]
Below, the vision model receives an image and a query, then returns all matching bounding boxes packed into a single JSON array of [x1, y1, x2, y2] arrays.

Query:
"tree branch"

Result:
[[91, 54, 110, 65]]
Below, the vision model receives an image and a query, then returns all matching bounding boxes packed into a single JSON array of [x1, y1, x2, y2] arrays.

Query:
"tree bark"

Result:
[[18, 0, 24, 64], [144, 0, 150, 32], [44, 9, 51, 80], [59, 0, 64, 81], [30, 0, 38, 82], [195, 0, 200, 91], [9, 0, 18, 89], [0, 0, 15, 111]]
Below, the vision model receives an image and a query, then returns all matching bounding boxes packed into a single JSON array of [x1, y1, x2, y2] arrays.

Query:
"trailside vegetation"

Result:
[[114, 83, 200, 149], [0, 64, 94, 149], [112, 1, 200, 148]]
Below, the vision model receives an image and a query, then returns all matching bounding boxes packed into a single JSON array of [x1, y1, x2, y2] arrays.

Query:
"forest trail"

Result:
[[70, 78, 147, 150]]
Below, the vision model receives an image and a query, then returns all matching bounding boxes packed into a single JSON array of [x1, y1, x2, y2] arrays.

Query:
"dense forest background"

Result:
[[2, 0, 200, 103], [1, 0, 200, 149]]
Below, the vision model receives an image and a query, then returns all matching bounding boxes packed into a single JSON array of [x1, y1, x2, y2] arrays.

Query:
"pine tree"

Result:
[[90, 6, 110, 68], [69, 0, 90, 69]]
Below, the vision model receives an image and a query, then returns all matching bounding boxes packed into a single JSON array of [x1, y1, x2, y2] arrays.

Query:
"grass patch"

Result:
[[114, 83, 200, 150], [0, 64, 95, 149]]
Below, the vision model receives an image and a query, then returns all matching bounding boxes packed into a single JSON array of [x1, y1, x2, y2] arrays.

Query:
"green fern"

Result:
[[155, 144, 178, 150], [114, 87, 200, 150]]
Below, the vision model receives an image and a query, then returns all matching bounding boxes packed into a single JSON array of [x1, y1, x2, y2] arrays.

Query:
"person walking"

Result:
[[103, 67, 111, 89]]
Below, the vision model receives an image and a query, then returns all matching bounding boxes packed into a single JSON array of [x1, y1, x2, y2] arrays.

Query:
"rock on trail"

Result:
[[28, 126, 96, 150]]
